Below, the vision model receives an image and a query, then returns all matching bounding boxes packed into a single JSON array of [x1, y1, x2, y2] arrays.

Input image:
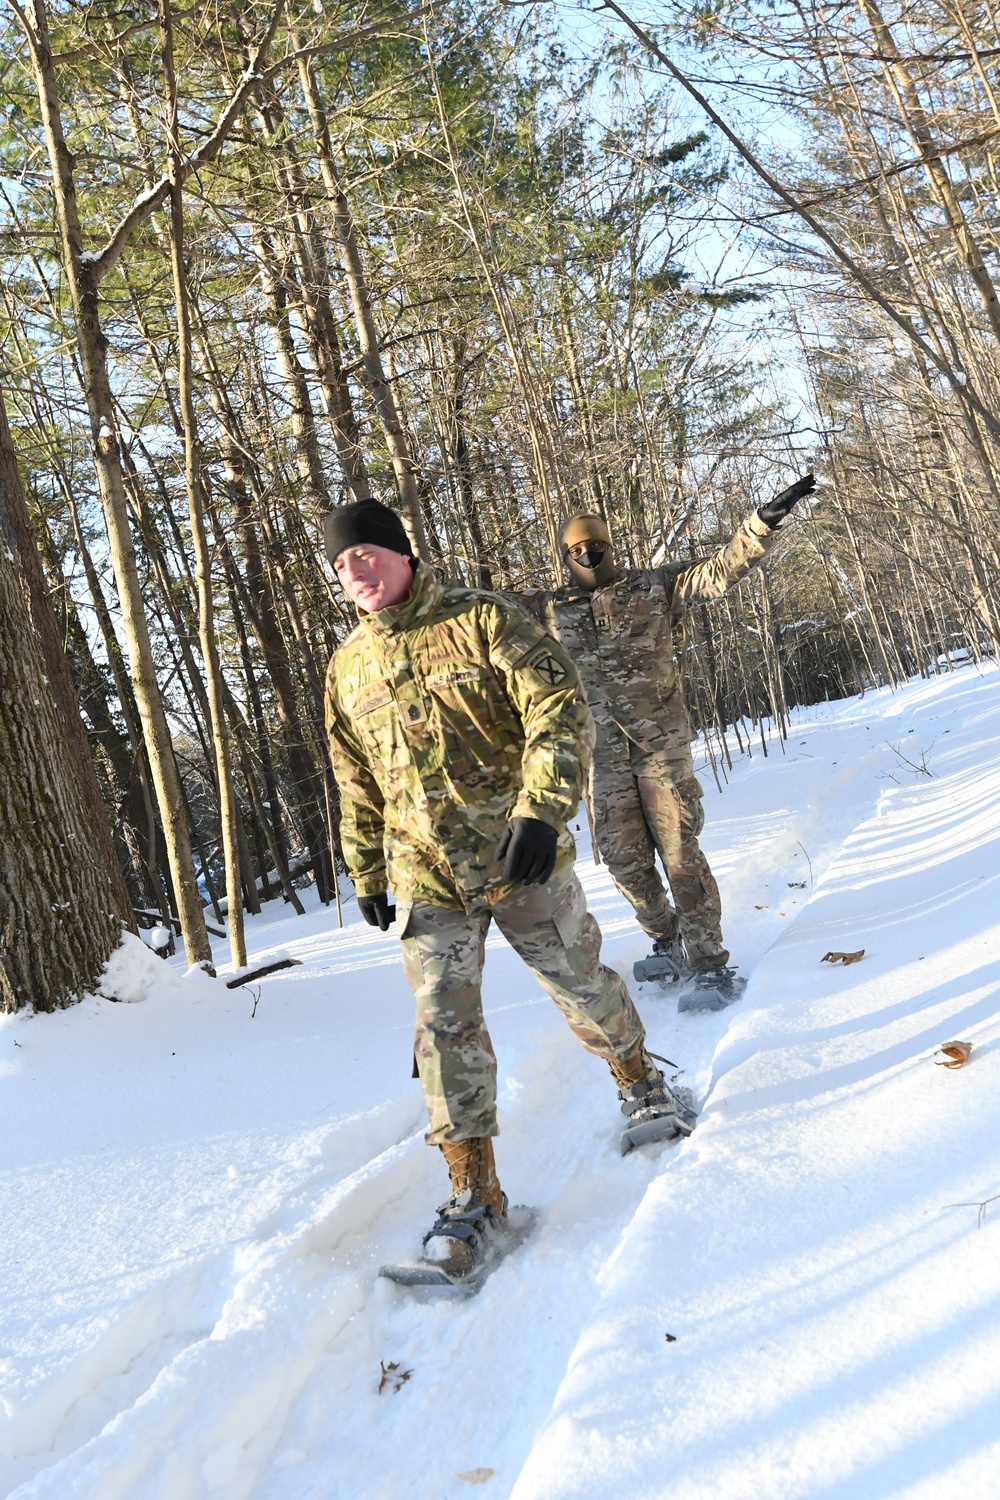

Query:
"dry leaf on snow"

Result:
[[934, 1040, 972, 1069], [457, 1469, 495, 1484], [378, 1360, 412, 1394], [788, 881, 807, 889], [822, 950, 865, 965]]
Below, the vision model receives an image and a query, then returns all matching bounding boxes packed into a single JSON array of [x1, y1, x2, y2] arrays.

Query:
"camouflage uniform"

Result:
[[325, 562, 646, 1144], [529, 512, 777, 970]]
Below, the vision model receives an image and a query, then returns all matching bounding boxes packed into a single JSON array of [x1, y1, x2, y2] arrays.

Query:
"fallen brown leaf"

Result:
[[934, 1040, 972, 1069], [378, 1359, 412, 1394], [457, 1470, 495, 1485], [822, 950, 865, 965]]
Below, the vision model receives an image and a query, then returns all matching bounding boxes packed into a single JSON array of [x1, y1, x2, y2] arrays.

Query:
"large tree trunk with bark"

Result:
[[0, 388, 135, 933], [0, 401, 124, 1013]]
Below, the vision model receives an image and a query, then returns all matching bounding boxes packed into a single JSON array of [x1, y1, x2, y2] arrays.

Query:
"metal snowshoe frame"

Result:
[[678, 967, 747, 1013], [632, 950, 685, 984], [379, 1192, 535, 1293], [617, 1069, 698, 1155]]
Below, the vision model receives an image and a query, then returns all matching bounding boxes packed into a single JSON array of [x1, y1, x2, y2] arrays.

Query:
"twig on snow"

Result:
[[886, 739, 935, 777], [943, 1191, 1000, 1227], [796, 840, 814, 894]]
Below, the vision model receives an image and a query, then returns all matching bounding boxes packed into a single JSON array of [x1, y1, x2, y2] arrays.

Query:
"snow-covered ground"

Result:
[[3, 662, 1000, 1500]]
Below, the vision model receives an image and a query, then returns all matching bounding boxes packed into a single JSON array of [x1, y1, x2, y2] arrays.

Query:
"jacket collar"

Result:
[[357, 560, 445, 635]]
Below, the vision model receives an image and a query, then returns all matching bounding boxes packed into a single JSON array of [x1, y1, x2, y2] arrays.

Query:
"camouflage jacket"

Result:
[[526, 511, 776, 756], [325, 562, 593, 912]]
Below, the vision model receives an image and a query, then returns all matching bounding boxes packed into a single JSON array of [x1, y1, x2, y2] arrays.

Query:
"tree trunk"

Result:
[[296, 53, 430, 559], [22, 0, 212, 971], [161, 0, 245, 968], [0, 393, 124, 1013], [0, 388, 135, 931]]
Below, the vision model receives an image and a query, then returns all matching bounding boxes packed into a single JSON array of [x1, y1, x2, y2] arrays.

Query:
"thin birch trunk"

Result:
[[295, 52, 430, 559], [20, 0, 212, 971], [160, 0, 244, 967]]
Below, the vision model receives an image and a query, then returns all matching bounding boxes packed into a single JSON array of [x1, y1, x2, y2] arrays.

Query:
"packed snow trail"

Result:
[[1, 664, 998, 1499]]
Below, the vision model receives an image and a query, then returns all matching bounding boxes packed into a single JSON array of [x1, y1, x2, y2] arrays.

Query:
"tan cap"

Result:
[[560, 512, 611, 551]]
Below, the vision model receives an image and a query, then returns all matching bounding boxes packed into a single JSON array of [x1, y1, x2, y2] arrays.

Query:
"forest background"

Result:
[[3, 0, 999, 1009]]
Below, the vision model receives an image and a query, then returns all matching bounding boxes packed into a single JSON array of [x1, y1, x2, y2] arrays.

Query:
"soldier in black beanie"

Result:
[[323, 500, 414, 570], [322, 494, 694, 1287]]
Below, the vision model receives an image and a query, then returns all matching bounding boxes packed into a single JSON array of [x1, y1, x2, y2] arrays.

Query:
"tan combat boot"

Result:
[[609, 1046, 659, 1090], [440, 1137, 506, 1216], [422, 1138, 507, 1280], [609, 1048, 697, 1154]]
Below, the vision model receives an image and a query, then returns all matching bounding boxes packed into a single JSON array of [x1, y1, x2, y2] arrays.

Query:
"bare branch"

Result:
[[596, 0, 1000, 441]]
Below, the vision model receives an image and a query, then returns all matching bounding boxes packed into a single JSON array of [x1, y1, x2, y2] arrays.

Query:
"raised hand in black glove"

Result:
[[757, 472, 817, 529], [495, 816, 559, 885], [358, 891, 396, 930]]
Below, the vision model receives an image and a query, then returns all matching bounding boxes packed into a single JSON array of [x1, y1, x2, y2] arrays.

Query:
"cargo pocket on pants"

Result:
[[674, 773, 705, 841], [550, 880, 594, 980]]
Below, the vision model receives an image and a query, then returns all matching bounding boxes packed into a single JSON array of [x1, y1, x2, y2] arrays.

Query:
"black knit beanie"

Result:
[[323, 502, 413, 566]]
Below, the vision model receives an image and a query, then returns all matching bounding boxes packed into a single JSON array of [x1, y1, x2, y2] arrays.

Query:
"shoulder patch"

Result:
[[525, 645, 569, 688]]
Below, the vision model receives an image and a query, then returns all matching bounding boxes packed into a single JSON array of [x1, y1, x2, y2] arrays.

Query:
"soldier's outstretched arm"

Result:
[[324, 675, 388, 898], [484, 598, 593, 831], [671, 475, 816, 610]]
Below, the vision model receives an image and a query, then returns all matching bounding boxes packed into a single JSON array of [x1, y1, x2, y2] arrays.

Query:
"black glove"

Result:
[[757, 472, 816, 528], [358, 892, 396, 930], [495, 817, 559, 885]]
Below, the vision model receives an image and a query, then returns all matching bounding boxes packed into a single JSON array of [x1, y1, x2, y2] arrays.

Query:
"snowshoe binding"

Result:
[[678, 965, 747, 1013], [379, 1189, 534, 1292], [633, 933, 687, 985], [380, 1138, 533, 1292], [611, 1049, 697, 1155]]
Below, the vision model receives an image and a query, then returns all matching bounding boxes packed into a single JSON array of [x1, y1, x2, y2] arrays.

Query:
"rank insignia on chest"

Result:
[[527, 647, 569, 687], [398, 693, 427, 726]]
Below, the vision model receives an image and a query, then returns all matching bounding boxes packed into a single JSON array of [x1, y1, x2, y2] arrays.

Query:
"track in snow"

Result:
[[6, 671, 993, 1499]]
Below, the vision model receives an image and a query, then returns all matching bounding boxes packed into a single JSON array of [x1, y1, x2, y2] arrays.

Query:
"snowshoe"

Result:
[[633, 933, 687, 985], [613, 1050, 697, 1155], [678, 965, 747, 1013], [379, 1190, 535, 1293]]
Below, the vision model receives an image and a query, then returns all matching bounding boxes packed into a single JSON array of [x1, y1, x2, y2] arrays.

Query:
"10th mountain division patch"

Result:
[[527, 648, 568, 687]]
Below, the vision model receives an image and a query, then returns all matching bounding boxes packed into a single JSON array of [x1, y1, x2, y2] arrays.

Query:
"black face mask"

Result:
[[566, 541, 615, 590]]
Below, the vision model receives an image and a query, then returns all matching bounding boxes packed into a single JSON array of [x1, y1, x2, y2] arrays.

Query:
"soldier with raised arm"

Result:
[[322, 500, 696, 1288], [527, 475, 816, 1009]]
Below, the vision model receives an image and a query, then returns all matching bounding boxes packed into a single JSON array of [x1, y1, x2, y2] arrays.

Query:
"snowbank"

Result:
[[1, 663, 998, 1498], [96, 929, 191, 1005]]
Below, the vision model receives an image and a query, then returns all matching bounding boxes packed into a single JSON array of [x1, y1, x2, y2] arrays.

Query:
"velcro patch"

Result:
[[401, 698, 427, 726], [526, 647, 569, 687], [352, 683, 394, 718], [426, 667, 483, 688]]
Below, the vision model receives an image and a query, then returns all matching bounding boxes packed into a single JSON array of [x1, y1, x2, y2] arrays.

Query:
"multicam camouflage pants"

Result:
[[591, 741, 727, 971], [400, 864, 645, 1143]]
